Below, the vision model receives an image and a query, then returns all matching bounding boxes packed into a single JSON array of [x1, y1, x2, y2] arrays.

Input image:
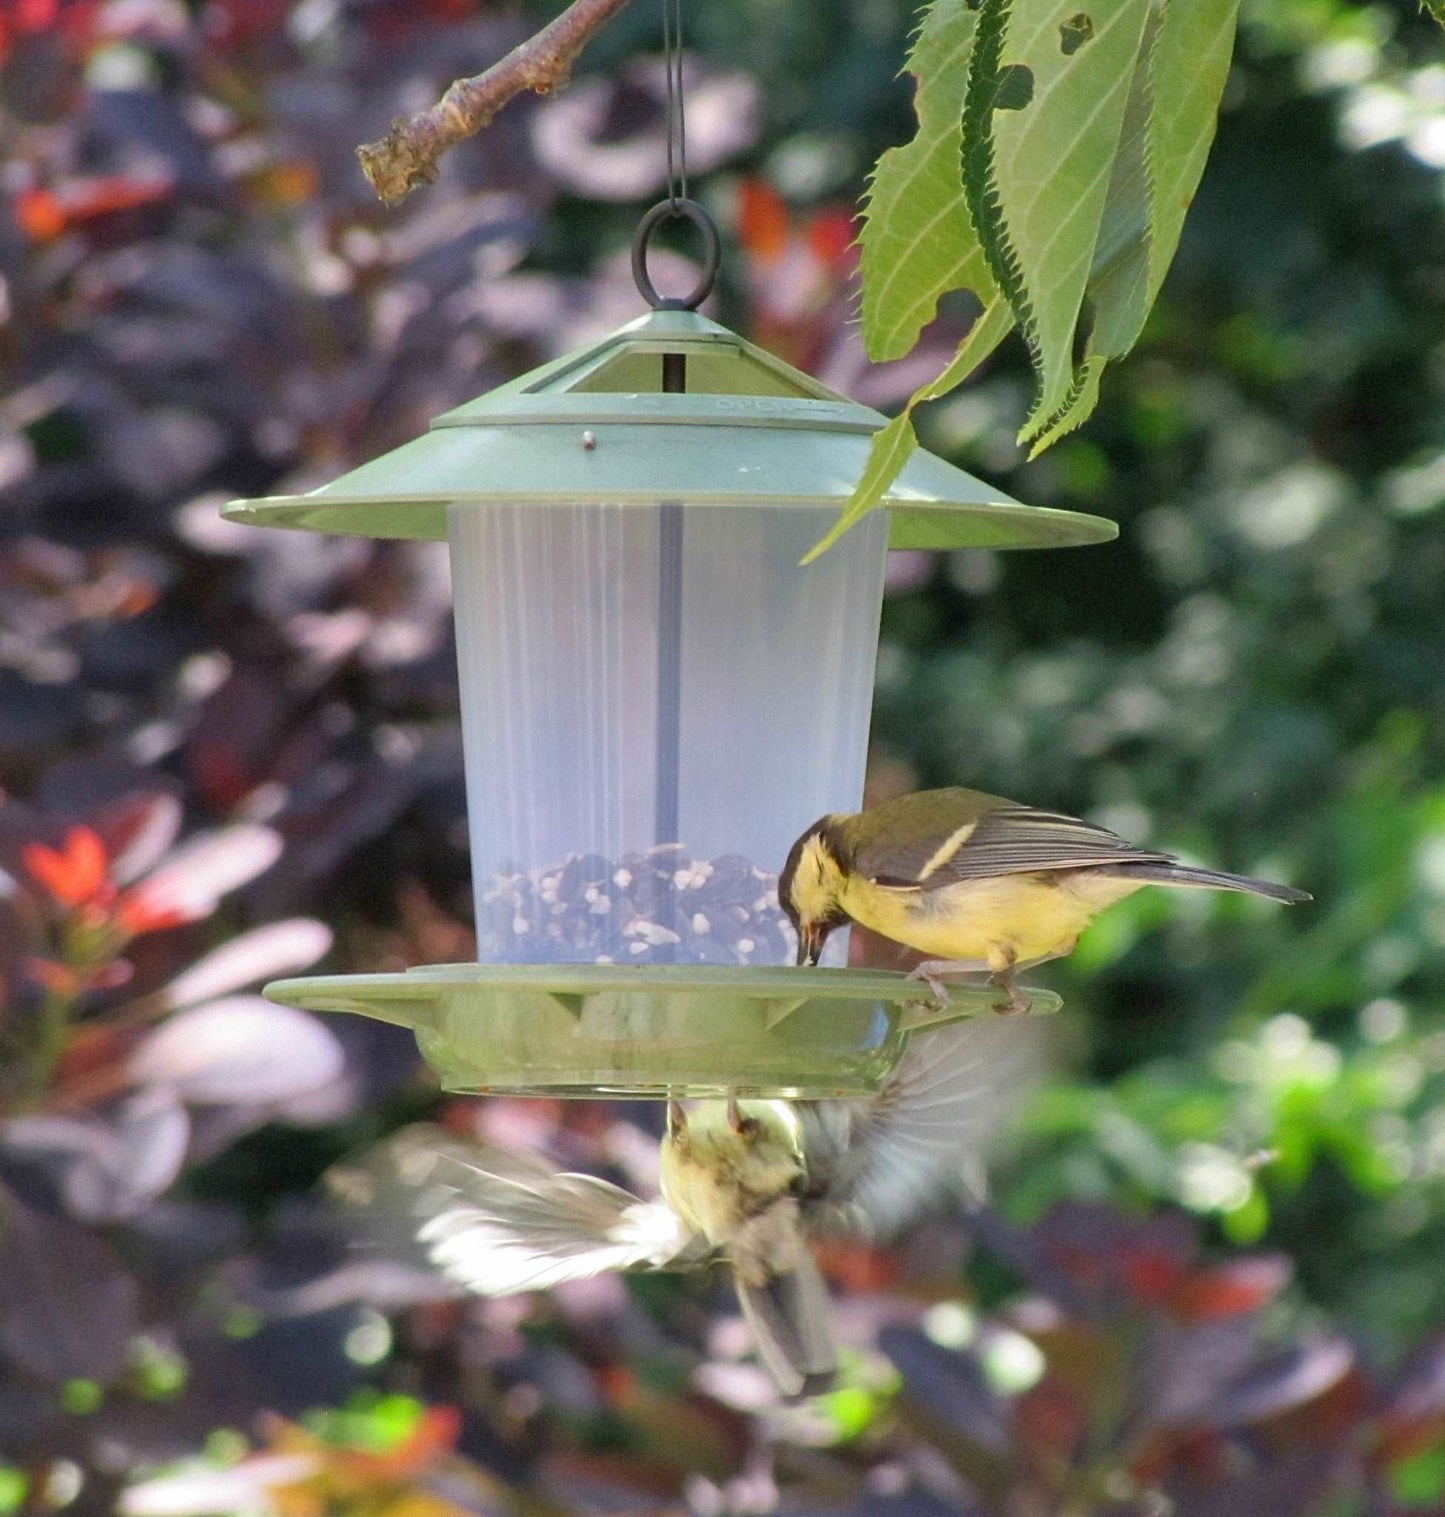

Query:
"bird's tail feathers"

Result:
[[1107, 861, 1310, 904], [735, 1250, 837, 1399]]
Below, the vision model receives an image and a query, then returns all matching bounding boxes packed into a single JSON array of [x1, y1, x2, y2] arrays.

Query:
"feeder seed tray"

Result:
[[265, 963, 1060, 1099]]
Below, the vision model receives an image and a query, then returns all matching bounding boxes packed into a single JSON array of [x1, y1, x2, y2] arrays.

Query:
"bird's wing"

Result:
[[799, 1015, 1043, 1239], [855, 795, 1174, 890], [329, 1125, 700, 1297], [842, 788, 1007, 885]]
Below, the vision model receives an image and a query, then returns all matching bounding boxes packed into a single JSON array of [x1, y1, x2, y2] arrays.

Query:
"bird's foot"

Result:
[[988, 969, 1030, 1016], [906, 973, 948, 1011], [905, 959, 988, 1011], [726, 1091, 743, 1133]]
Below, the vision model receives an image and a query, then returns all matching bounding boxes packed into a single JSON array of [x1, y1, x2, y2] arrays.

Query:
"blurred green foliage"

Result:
[[866, 0, 1445, 1352]]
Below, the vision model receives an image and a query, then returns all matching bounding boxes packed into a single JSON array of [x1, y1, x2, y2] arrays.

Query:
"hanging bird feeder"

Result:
[[229, 197, 1113, 1098]]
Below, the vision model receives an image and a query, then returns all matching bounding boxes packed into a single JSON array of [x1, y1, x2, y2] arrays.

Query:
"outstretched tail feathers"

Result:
[[734, 1251, 837, 1398], [1108, 861, 1311, 904]]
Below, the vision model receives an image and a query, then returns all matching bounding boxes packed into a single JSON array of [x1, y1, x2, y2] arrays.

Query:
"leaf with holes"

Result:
[[859, 0, 1001, 362], [1030, 0, 1243, 451], [964, 0, 1154, 433], [833, 0, 1243, 521], [1023, 1, 1161, 450]]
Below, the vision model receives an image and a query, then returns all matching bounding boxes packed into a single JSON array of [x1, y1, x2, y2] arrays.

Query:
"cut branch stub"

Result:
[[357, 0, 638, 206]]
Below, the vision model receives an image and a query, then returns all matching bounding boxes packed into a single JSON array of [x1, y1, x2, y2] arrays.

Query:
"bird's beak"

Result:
[[796, 922, 829, 967]]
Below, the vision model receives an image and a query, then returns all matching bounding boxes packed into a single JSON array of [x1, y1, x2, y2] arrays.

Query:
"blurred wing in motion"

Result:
[[329, 1124, 700, 1296], [801, 1014, 1043, 1239]]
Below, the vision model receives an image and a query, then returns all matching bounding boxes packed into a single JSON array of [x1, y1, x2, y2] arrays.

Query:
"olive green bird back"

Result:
[[840, 788, 1174, 890]]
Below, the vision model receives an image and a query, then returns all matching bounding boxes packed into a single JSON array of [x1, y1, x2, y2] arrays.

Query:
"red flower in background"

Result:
[[13, 174, 174, 244], [2, 792, 312, 1104], [735, 178, 857, 375], [22, 825, 109, 912], [18, 798, 279, 949]]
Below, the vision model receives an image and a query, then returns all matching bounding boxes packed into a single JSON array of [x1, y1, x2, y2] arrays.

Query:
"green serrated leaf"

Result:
[[801, 412, 919, 566], [1026, 0, 1241, 450], [961, 0, 1030, 342], [975, 0, 1154, 431], [1024, 2, 1160, 451], [802, 300, 1012, 563], [849, 0, 1242, 509], [859, 0, 999, 362], [1146, 0, 1242, 305]]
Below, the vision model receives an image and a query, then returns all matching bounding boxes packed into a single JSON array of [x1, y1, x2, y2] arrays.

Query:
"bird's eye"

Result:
[[737, 1116, 760, 1138]]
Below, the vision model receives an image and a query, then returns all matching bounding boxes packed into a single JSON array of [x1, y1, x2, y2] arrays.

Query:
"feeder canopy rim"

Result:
[[221, 308, 1119, 551], [221, 490, 1116, 550]]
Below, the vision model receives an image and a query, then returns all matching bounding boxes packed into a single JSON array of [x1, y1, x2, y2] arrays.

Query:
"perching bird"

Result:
[[328, 1016, 1035, 1397], [779, 787, 1310, 1010]]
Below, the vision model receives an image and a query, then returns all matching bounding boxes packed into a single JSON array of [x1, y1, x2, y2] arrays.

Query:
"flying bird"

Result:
[[329, 1015, 1036, 1397]]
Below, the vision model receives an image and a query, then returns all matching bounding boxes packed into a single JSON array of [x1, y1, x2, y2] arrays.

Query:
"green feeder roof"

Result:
[[225, 310, 1116, 552]]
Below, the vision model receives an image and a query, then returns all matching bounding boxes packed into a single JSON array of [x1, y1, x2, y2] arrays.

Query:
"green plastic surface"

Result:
[[265, 962, 1061, 1098], [224, 312, 1116, 553]]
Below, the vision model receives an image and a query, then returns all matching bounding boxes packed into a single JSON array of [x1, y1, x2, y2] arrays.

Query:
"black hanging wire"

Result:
[[662, 0, 687, 209], [631, 0, 719, 311]]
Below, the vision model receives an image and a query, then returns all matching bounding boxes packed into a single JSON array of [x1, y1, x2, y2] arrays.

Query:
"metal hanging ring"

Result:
[[631, 198, 719, 311]]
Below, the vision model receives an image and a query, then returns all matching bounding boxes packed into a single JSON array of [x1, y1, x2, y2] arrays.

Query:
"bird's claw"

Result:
[[904, 959, 1033, 1015], [902, 967, 950, 1018], [914, 973, 952, 1001], [906, 959, 990, 1005], [989, 974, 1030, 1016]]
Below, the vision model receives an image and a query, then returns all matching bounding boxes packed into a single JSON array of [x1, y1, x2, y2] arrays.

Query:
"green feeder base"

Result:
[[264, 963, 1060, 1098]]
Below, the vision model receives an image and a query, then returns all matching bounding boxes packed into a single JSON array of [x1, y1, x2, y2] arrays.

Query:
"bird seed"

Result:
[[476, 845, 796, 965]]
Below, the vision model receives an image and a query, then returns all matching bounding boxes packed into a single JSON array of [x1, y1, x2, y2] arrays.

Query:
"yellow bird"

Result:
[[779, 787, 1310, 1009], [328, 1017, 1034, 1397]]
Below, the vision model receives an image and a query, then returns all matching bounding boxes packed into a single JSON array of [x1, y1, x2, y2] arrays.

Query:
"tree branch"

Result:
[[358, 0, 639, 206]]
